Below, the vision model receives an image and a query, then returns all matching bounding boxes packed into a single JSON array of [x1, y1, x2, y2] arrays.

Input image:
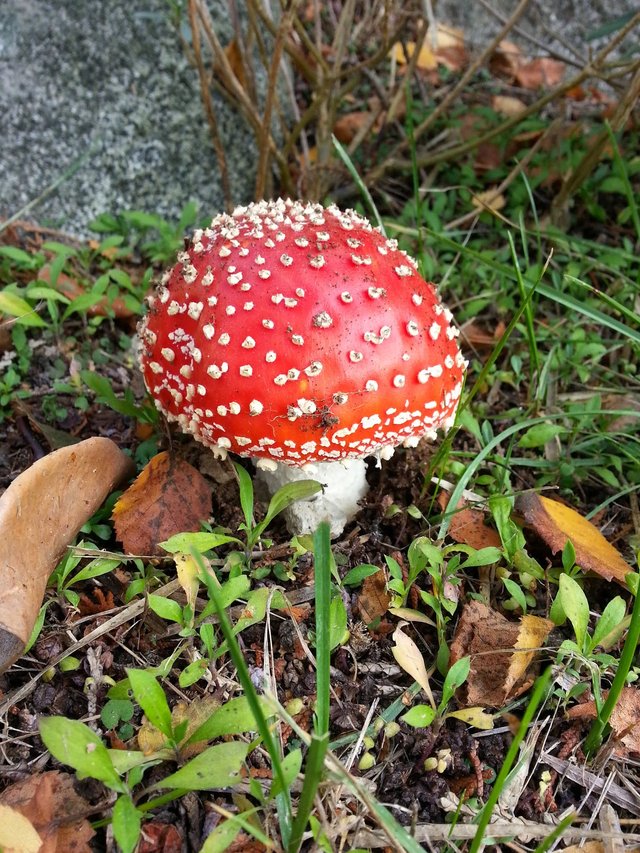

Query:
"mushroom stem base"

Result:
[[254, 458, 369, 538]]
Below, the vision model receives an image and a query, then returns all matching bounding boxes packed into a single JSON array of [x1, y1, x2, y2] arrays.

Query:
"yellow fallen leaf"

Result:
[[176, 552, 200, 613], [516, 494, 635, 586], [492, 94, 528, 117], [447, 707, 494, 730], [138, 696, 220, 757], [391, 623, 435, 706], [504, 614, 554, 697], [390, 40, 437, 71], [388, 607, 436, 626], [471, 188, 506, 213], [0, 805, 42, 853]]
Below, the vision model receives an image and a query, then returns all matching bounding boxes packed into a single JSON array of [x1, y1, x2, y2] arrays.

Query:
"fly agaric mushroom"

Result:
[[138, 199, 466, 536]]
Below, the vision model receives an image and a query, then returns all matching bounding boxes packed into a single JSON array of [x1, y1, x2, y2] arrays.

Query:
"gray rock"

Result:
[[0, 0, 257, 237]]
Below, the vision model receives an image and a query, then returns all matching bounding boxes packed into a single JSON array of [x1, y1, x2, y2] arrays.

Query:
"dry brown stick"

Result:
[[551, 59, 640, 226], [188, 0, 231, 209], [350, 823, 640, 847], [254, 0, 300, 199]]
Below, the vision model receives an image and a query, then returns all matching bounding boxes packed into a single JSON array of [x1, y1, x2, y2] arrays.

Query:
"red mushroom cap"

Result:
[[138, 199, 466, 466]]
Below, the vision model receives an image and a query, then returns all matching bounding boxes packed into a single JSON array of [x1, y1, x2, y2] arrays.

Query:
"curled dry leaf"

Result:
[[0, 437, 134, 674], [516, 493, 634, 586], [449, 600, 553, 707], [567, 687, 640, 757], [437, 491, 502, 551], [112, 451, 211, 556], [391, 622, 435, 706], [0, 771, 95, 853], [357, 569, 391, 624]]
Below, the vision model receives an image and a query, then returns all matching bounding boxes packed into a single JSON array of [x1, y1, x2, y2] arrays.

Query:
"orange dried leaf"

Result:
[[450, 601, 553, 707], [333, 111, 376, 145], [223, 39, 248, 90], [515, 57, 565, 89], [438, 492, 502, 551], [516, 493, 634, 586], [504, 614, 555, 696], [390, 40, 437, 71], [0, 772, 94, 853], [112, 451, 211, 555], [567, 687, 640, 757], [357, 569, 390, 624]]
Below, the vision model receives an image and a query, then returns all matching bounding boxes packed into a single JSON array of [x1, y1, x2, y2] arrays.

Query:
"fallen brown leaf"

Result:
[[474, 142, 502, 172], [391, 25, 466, 74], [0, 437, 134, 673], [515, 57, 565, 90], [460, 319, 507, 350], [333, 110, 377, 145], [438, 492, 502, 551], [0, 771, 94, 853], [488, 40, 523, 81], [357, 569, 390, 624], [567, 687, 640, 757], [516, 493, 634, 586], [450, 601, 553, 707], [222, 38, 248, 90], [138, 823, 183, 853], [138, 695, 220, 758], [0, 806, 41, 853], [112, 451, 211, 555], [392, 623, 435, 705]]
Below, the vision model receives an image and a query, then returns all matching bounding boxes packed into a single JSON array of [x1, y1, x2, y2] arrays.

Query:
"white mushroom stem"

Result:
[[254, 457, 371, 538]]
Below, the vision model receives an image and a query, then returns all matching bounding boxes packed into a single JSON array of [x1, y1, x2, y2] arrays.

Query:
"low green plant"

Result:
[[40, 677, 258, 853], [387, 537, 502, 672], [400, 656, 493, 734]]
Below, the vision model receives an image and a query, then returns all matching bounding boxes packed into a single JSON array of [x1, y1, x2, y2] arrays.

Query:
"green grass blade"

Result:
[[532, 811, 576, 853], [332, 135, 385, 233], [605, 120, 640, 242], [191, 548, 293, 838], [313, 522, 331, 738], [287, 732, 329, 853]]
